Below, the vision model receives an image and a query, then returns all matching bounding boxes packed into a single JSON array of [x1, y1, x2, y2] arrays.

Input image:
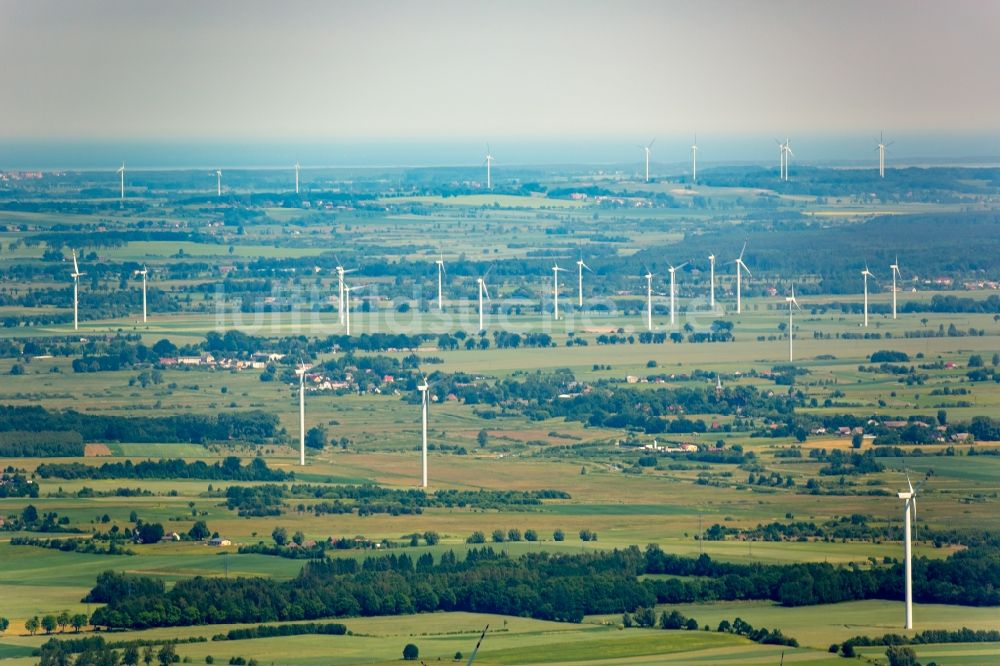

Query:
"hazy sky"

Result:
[[2, 0, 998, 142]]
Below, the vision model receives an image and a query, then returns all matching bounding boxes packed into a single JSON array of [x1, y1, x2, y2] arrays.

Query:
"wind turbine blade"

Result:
[[648, 138, 656, 148], [738, 241, 747, 261], [466, 625, 489, 666], [482, 282, 491, 301]]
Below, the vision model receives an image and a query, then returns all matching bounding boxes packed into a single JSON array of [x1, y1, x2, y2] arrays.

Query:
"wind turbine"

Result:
[[638, 139, 655, 182], [297, 364, 307, 466], [644, 270, 654, 331], [476, 269, 492, 332], [294, 162, 300, 194], [215, 169, 222, 196], [335, 262, 357, 326], [862, 265, 875, 327], [418, 377, 430, 488], [551, 262, 567, 320], [133, 265, 148, 323], [897, 474, 926, 629], [70, 250, 84, 331], [435, 253, 446, 311], [668, 262, 688, 326], [484, 145, 494, 190], [708, 254, 716, 310], [691, 135, 698, 183], [576, 256, 592, 307], [776, 139, 785, 180], [466, 625, 489, 666], [782, 139, 794, 181], [876, 131, 893, 179], [734, 242, 752, 314], [343, 282, 370, 336], [890, 257, 902, 320], [117, 162, 125, 200], [785, 286, 800, 362]]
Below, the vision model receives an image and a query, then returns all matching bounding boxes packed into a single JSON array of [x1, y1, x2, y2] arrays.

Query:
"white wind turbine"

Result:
[[294, 162, 300, 194], [782, 139, 794, 181], [897, 474, 926, 629], [785, 285, 801, 362], [551, 262, 567, 320], [117, 162, 125, 200], [463, 625, 489, 666], [862, 265, 875, 327], [435, 253, 446, 311], [133, 265, 149, 323], [638, 139, 655, 183], [297, 364, 307, 466], [335, 262, 357, 326], [890, 256, 902, 320], [691, 135, 698, 183], [70, 250, 84, 331], [733, 242, 752, 314], [776, 139, 785, 180], [668, 262, 688, 326], [215, 169, 222, 196], [484, 145, 494, 190], [876, 131, 893, 179], [418, 376, 430, 488], [644, 270, 655, 331], [576, 256, 592, 308], [343, 282, 370, 336], [708, 254, 717, 310], [476, 268, 492, 332]]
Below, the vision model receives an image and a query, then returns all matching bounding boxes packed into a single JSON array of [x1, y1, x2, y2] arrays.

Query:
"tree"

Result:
[[466, 531, 485, 544], [41, 614, 57, 634], [476, 429, 488, 447], [71, 614, 88, 632], [524, 529, 538, 542], [271, 526, 288, 546], [123, 645, 140, 666], [937, 409, 948, 426], [136, 522, 165, 544], [305, 425, 327, 450], [0, 617, 7, 633], [968, 354, 984, 368], [156, 643, 175, 666], [142, 646, 154, 666], [402, 643, 419, 661], [507, 528, 522, 542], [851, 432, 863, 449], [292, 530, 305, 546], [188, 520, 210, 541], [886, 645, 918, 666], [22, 504, 38, 524], [553, 528, 565, 541], [25, 616, 39, 635], [423, 531, 440, 545], [57, 610, 70, 633], [453, 652, 463, 661], [491, 529, 505, 543]]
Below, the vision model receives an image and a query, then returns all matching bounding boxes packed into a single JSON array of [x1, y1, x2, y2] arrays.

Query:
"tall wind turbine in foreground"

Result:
[[464, 625, 489, 666], [551, 262, 566, 320], [576, 257, 592, 307], [733, 243, 752, 314], [484, 145, 494, 190], [297, 364, 307, 466], [708, 254, 717, 310], [294, 162, 300, 194], [668, 262, 688, 326], [862, 265, 875, 327], [876, 132, 892, 179], [70, 250, 84, 331], [435, 254, 446, 311], [897, 474, 926, 629], [418, 377, 430, 488], [117, 163, 125, 200], [134, 265, 148, 323], [785, 286, 800, 362], [890, 257, 902, 319], [215, 169, 222, 196], [644, 270, 654, 331], [639, 139, 655, 183], [477, 269, 492, 332], [691, 135, 698, 183]]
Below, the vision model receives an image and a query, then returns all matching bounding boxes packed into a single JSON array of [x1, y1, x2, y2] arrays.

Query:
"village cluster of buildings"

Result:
[[158, 352, 284, 370]]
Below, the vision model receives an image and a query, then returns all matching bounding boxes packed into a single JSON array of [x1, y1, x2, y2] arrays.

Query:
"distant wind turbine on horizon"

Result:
[[668, 262, 688, 326], [484, 145, 494, 190], [418, 376, 430, 488], [134, 265, 149, 323], [551, 262, 567, 320], [477, 268, 492, 332], [576, 256, 592, 308], [643, 269, 654, 331], [691, 135, 698, 183], [876, 131, 893, 179], [70, 250, 84, 332], [890, 256, 902, 320], [638, 139, 655, 182], [117, 162, 125, 200], [708, 253, 717, 310], [297, 363, 307, 466], [862, 265, 875, 327], [215, 169, 222, 196], [435, 253, 446, 311], [294, 162, 300, 194], [733, 242, 752, 314], [785, 285, 801, 362]]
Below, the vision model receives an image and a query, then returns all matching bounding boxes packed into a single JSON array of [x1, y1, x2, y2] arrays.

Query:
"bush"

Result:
[[402, 643, 419, 660]]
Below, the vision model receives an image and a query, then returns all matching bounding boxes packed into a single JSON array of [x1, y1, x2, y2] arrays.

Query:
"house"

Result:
[[161, 532, 181, 542], [208, 537, 232, 547]]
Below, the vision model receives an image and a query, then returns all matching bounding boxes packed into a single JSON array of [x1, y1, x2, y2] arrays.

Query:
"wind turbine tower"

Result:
[[876, 132, 892, 179], [898, 475, 925, 629], [862, 265, 875, 327], [298, 365, 306, 466], [708, 254, 716, 309], [435, 254, 446, 311], [477, 270, 492, 332], [644, 271, 654, 331], [418, 377, 429, 488], [786, 286, 800, 362], [782, 139, 794, 181], [551, 263, 566, 320], [134, 265, 148, 323], [890, 257, 902, 320], [343, 283, 370, 336], [484, 145, 494, 190], [576, 257, 591, 307], [734, 242, 752, 314], [295, 162, 300, 194], [70, 250, 84, 331], [215, 169, 222, 196], [335, 264, 356, 326], [639, 139, 655, 183], [118, 162, 125, 200], [776, 139, 785, 180], [668, 262, 687, 326], [691, 135, 698, 183]]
